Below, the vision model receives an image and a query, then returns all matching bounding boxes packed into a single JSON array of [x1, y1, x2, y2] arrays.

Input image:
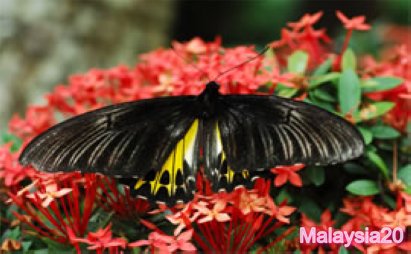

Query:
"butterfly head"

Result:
[[205, 81, 220, 91], [197, 81, 221, 118]]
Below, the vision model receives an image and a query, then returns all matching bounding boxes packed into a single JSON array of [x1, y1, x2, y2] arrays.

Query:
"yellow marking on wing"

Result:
[[134, 178, 145, 189], [242, 169, 250, 178], [137, 119, 198, 196], [216, 123, 250, 184]]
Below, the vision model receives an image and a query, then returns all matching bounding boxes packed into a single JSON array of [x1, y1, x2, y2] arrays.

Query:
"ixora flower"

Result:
[[0, 144, 34, 186], [270, 164, 305, 187], [68, 223, 127, 254], [129, 230, 196, 253], [27, 184, 72, 207], [336, 11, 371, 31]]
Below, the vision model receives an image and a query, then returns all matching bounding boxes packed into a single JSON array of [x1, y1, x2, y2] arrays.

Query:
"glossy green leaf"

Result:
[[288, 50, 309, 74], [312, 89, 336, 102], [338, 69, 361, 115], [343, 162, 370, 175], [366, 151, 389, 178], [306, 166, 325, 186], [309, 72, 340, 89], [299, 198, 322, 222], [313, 58, 332, 76], [276, 83, 299, 98], [370, 125, 401, 139], [22, 241, 33, 252], [1, 133, 22, 152], [353, 102, 395, 122], [338, 246, 349, 254], [358, 127, 373, 145], [307, 95, 336, 112], [362, 77, 403, 93], [398, 165, 411, 186], [342, 48, 356, 71], [346, 180, 379, 196]]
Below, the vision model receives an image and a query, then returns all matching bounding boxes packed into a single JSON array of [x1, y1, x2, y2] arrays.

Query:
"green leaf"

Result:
[[306, 166, 325, 186], [307, 96, 335, 112], [353, 102, 395, 122], [338, 246, 349, 254], [22, 241, 32, 251], [312, 58, 332, 76], [366, 151, 389, 178], [343, 162, 370, 175], [362, 77, 403, 93], [288, 50, 309, 74], [299, 198, 322, 222], [338, 69, 361, 115], [309, 72, 340, 89], [382, 193, 396, 209], [346, 180, 379, 196], [358, 127, 373, 145], [312, 89, 336, 102], [1, 133, 22, 152], [370, 125, 401, 139], [275, 83, 299, 98], [34, 250, 50, 254], [399, 165, 411, 186], [342, 48, 356, 71], [275, 188, 293, 203]]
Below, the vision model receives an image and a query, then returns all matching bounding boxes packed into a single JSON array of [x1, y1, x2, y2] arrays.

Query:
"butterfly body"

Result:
[[19, 81, 364, 205]]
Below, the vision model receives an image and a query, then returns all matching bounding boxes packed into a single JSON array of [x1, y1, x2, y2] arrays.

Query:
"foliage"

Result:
[[1, 11, 410, 253]]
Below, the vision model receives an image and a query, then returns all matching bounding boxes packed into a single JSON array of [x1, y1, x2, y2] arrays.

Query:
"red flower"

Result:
[[193, 200, 231, 223], [362, 45, 411, 132], [9, 106, 54, 139], [129, 230, 196, 254], [165, 203, 199, 236], [300, 210, 339, 252], [0, 144, 34, 186], [336, 11, 371, 31], [70, 223, 127, 254], [270, 164, 305, 187], [95, 176, 151, 218], [8, 173, 98, 244], [288, 11, 323, 31], [270, 12, 330, 69], [27, 183, 72, 207]]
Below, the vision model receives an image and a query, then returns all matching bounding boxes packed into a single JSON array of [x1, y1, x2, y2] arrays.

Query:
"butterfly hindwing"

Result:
[[203, 121, 269, 192], [216, 95, 365, 171], [129, 119, 200, 205]]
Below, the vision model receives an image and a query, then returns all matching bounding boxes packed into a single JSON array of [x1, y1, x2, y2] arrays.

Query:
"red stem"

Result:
[[341, 29, 353, 55]]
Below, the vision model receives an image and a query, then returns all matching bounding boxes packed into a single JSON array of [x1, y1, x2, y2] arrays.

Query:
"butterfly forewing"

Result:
[[216, 95, 364, 171], [19, 96, 198, 178]]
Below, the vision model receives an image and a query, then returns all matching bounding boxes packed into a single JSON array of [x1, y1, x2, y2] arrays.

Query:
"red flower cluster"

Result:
[[362, 45, 411, 132], [270, 11, 331, 69]]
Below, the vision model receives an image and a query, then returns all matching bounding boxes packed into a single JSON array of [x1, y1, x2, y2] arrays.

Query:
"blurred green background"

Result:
[[0, 0, 409, 132]]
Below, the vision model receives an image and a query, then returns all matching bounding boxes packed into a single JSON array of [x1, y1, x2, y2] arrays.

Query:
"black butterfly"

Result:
[[19, 81, 364, 206]]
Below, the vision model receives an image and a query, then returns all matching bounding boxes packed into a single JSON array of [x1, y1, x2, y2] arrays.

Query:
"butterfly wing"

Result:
[[203, 118, 270, 193], [19, 96, 202, 205], [213, 94, 364, 172]]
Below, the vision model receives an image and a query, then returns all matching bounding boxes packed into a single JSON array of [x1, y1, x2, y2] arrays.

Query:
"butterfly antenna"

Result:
[[213, 45, 270, 82], [171, 46, 211, 83]]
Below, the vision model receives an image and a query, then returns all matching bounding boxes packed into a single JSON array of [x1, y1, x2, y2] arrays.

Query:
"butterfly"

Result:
[[19, 81, 364, 206]]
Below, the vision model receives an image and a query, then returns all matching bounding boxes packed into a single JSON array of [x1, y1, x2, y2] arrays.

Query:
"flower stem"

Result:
[[341, 29, 353, 55]]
